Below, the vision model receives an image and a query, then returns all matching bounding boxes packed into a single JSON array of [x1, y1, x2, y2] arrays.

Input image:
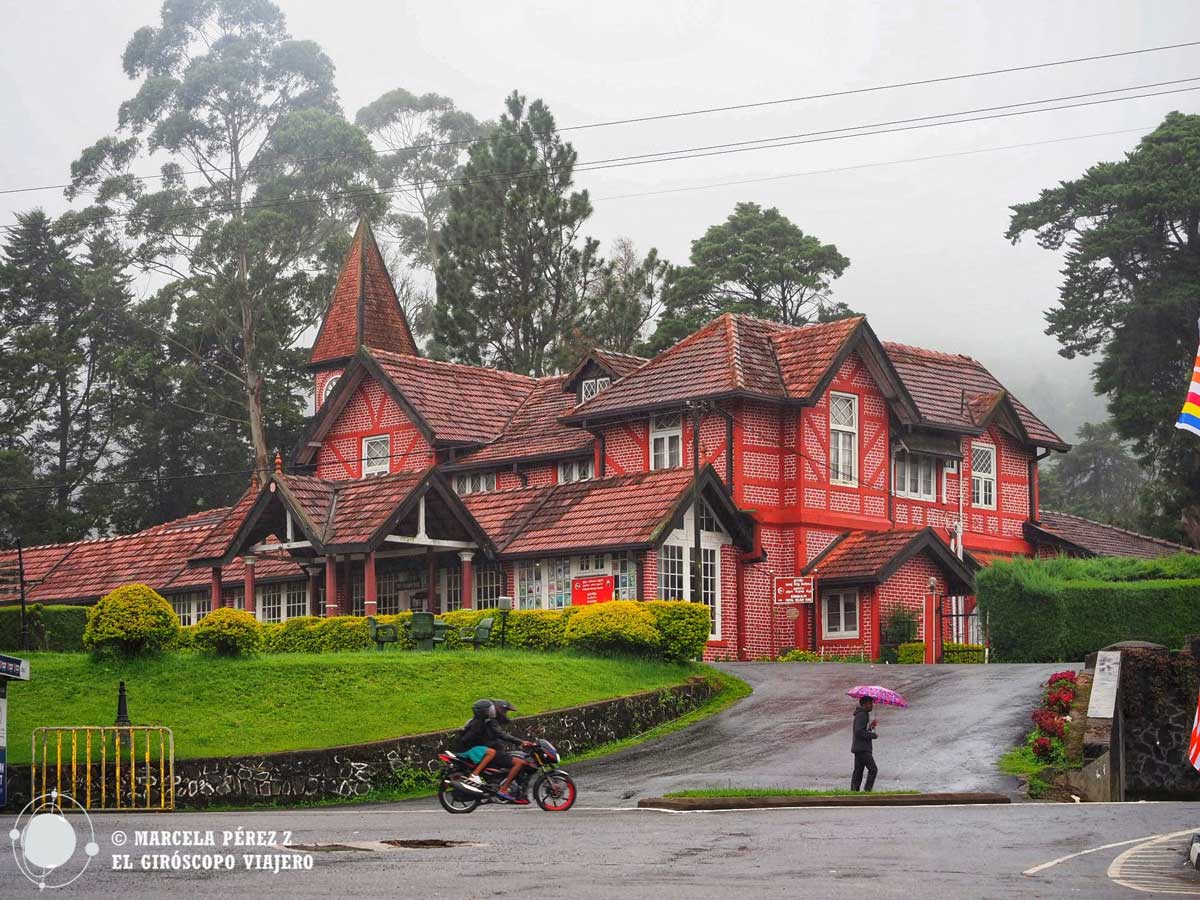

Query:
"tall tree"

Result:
[[1007, 112, 1200, 545], [66, 0, 381, 478], [355, 89, 485, 281], [649, 202, 851, 351], [1038, 422, 1147, 529], [433, 91, 600, 376], [578, 238, 668, 357], [0, 211, 127, 543]]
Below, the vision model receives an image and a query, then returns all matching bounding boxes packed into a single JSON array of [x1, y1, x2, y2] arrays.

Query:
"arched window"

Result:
[[321, 374, 340, 406]]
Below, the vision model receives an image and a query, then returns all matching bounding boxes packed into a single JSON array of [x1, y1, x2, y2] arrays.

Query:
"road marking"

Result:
[[1108, 830, 1200, 894], [1024, 828, 1199, 876]]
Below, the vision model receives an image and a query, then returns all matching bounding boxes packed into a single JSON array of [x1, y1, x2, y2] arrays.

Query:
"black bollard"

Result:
[[115, 681, 132, 750]]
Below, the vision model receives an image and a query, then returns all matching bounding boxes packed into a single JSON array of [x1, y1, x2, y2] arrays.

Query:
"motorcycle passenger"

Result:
[[452, 699, 499, 794], [490, 699, 536, 804]]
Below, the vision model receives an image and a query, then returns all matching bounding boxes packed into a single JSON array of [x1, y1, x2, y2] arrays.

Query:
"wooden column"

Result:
[[427, 550, 437, 614], [459, 551, 474, 610], [210, 566, 223, 610], [325, 556, 340, 616], [243, 558, 256, 615], [364, 551, 378, 617], [923, 592, 938, 664]]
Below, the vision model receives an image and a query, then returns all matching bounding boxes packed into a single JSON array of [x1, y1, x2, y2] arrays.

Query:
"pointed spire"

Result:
[[308, 219, 419, 368]]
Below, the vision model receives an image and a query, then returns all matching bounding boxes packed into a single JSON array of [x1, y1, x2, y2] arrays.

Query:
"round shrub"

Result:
[[505, 609, 570, 651], [83, 584, 180, 657], [644, 601, 711, 660], [564, 601, 660, 657], [193, 608, 261, 656]]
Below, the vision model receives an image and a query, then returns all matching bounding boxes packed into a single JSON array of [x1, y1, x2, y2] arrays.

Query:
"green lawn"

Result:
[[662, 787, 918, 799], [5, 650, 703, 765]]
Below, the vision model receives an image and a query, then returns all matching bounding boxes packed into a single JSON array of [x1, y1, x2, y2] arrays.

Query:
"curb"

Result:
[[637, 792, 1011, 811]]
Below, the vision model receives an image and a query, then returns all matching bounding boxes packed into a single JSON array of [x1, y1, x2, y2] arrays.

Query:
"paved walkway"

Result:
[[571, 661, 1063, 803]]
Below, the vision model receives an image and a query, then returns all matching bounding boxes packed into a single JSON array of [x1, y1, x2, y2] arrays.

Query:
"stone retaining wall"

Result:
[[6, 678, 715, 810], [1120, 642, 1200, 800]]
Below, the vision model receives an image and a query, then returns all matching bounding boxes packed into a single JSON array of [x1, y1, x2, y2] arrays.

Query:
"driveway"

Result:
[[572, 662, 1064, 804]]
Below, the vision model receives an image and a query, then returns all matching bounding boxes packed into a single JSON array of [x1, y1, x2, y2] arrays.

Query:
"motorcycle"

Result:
[[436, 738, 577, 814]]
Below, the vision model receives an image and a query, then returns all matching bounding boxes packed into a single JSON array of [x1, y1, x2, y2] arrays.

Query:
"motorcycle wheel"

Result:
[[531, 770, 576, 812], [438, 775, 482, 814]]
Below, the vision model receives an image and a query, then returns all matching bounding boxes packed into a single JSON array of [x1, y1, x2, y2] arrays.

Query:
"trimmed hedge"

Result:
[[83, 584, 181, 657], [565, 601, 661, 657], [645, 601, 712, 661], [897, 642, 925, 664], [943, 642, 984, 664], [0, 604, 89, 651], [976, 555, 1200, 663], [194, 608, 262, 656]]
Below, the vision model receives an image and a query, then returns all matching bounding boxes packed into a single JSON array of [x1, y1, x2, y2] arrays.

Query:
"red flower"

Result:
[[1032, 709, 1067, 739], [1048, 670, 1078, 686], [1031, 736, 1053, 760], [1044, 688, 1074, 715]]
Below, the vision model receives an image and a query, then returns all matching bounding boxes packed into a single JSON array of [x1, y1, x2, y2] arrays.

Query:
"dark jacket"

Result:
[[454, 716, 522, 752], [851, 708, 878, 753]]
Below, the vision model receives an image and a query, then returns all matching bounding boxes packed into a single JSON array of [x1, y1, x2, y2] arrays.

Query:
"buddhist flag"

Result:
[[1178, 318, 1200, 438], [1190, 692, 1200, 771]]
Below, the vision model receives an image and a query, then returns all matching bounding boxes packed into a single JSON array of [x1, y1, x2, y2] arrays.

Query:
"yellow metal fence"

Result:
[[31, 727, 175, 811]]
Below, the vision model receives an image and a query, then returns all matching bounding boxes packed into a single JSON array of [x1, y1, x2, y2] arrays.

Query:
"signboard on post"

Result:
[[571, 576, 614, 606], [774, 576, 815, 605], [0, 654, 28, 808]]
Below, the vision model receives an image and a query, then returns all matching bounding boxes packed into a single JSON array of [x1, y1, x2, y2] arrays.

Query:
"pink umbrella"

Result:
[[847, 685, 908, 708]]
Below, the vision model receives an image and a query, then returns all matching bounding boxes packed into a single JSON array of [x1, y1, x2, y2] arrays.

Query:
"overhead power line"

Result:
[[2, 77, 1196, 237], [1, 38, 1197, 198]]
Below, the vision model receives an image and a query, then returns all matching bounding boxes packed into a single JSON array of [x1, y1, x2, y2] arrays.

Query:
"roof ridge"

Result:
[[883, 340, 979, 365], [1042, 510, 1195, 551], [369, 348, 538, 386], [726, 313, 742, 389]]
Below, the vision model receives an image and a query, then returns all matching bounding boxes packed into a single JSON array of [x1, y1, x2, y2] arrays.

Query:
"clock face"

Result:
[[322, 374, 340, 404]]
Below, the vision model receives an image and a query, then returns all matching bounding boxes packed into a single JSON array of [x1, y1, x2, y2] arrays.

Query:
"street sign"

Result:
[[774, 576, 815, 604], [0, 654, 30, 681], [571, 575, 614, 606]]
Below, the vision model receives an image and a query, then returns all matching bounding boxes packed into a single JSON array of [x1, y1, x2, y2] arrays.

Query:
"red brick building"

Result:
[[4, 220, 1191, 660]]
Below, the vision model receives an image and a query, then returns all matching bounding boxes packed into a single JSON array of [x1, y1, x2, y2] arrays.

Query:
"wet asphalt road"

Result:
[[573, 662, 1064, 802]]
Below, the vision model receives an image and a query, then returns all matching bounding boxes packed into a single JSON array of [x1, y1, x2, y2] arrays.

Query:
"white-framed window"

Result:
[[378, 569, 424, 615], [454, 471, 497, 495], [658, 544, 686, 600], [475, 563, 504, 609], [286, 582, 308, 619], [829, 392, 858, 486], [321, 374, 340, 406], [559, 458, 593, 483], [443, 567, 462, 612], [546, 558, 572, 609], [516, 560, 543, 610], [577, 553, 607, 573], [350, 573, 365, 616], [822, 589, 859, 640], [691, 546, 718, 634], [894, 451, 937, 502], [221, 585, 244, 610], [698, 501, 719, 533], [971, 443, 997, 509], [651, 413, 683, 470], [170, 590, 209, 627], [580, 377, 611, 402], [613, 551, 637, 600], [362, 435, 390, 477], [258, 583, 283, 623], [943, 457, 960, 503]]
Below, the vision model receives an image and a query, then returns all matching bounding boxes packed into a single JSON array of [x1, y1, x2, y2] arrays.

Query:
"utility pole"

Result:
[[17, 540, 28, 652]]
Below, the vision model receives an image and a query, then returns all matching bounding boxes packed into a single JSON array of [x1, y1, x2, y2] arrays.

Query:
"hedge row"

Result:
[[0, 604, 89, 651], [976, 555, 1200, 663], [175, 600, 713, 661]]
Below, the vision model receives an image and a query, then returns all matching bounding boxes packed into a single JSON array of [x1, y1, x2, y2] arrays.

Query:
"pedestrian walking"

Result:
[[851, 696, 879, 792]]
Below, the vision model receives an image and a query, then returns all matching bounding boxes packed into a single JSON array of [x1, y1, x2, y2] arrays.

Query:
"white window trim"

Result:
[[893, 450, 937, 502], [321, 374, 340, 406], [970, 441, 998, 510], [362, 434, 390, 478], [657, 503, 728, 639], [942, 457, 960, 505], [650, 413, 683, 471], [558, 457, 593, 484], [829, 392, 858, 487], [822, 589, 860, 640], [580, 376, 611, 402]]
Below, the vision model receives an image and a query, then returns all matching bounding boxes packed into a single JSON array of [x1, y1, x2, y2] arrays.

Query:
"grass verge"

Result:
[[662, 787, 918, 799], [6, 650, 700, 765]]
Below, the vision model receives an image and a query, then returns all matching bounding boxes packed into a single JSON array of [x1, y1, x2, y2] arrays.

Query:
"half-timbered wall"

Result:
[[316, 374, 435, 479]]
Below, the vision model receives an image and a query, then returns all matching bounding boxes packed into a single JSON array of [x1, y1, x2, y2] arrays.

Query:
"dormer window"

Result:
[[362, 435, 390, 477], [455, 471, 497, 495], [559, 458, 593, 483], [651, 414, 682, 470], [580, 377, 611, 403], [321, 374, 340, 406]]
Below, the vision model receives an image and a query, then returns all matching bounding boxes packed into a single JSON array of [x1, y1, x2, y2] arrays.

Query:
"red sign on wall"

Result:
[[774, 576, 815, 604], [571, 575, 615, 606]]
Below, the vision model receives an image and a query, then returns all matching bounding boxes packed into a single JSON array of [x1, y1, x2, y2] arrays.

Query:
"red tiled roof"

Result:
[[322, 470, 427, 546], [1028, 511, 1197, 559], [309, 220, 418, 366], [189, 488, 258, 561], [371, 349, 535, 444], [463, 468, 696, 556], [803, 527, 977, 592], [592, 349, 648, 379], [769, 317, 862, 399], [883, 342, 1067, 449], [455, 376, 594, 466]]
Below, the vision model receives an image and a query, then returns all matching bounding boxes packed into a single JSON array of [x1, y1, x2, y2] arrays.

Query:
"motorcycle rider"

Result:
[[490, 699, 536, 804], [452, 699, 500, 794]]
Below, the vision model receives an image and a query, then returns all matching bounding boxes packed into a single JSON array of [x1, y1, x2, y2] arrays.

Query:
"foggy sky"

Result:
[[3, 0, 1199, 442]]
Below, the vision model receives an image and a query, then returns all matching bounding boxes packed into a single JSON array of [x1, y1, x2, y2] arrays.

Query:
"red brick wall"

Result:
[[876, 551, 949, 645], [317, 374, 435, 479], [964, 427, 1030, 544], [737, 524, 797, 659], [602, 421, 648, 475], [738, 400, 784, 509], [494, 464, 557, 492]]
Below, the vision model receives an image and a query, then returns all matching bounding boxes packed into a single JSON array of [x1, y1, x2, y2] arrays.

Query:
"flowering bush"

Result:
[[1031, 736, 1053, 760], [1031, 708, 1067, 739], [1048, 670, 1078, 686], [1044, 687, 1075, 715]]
